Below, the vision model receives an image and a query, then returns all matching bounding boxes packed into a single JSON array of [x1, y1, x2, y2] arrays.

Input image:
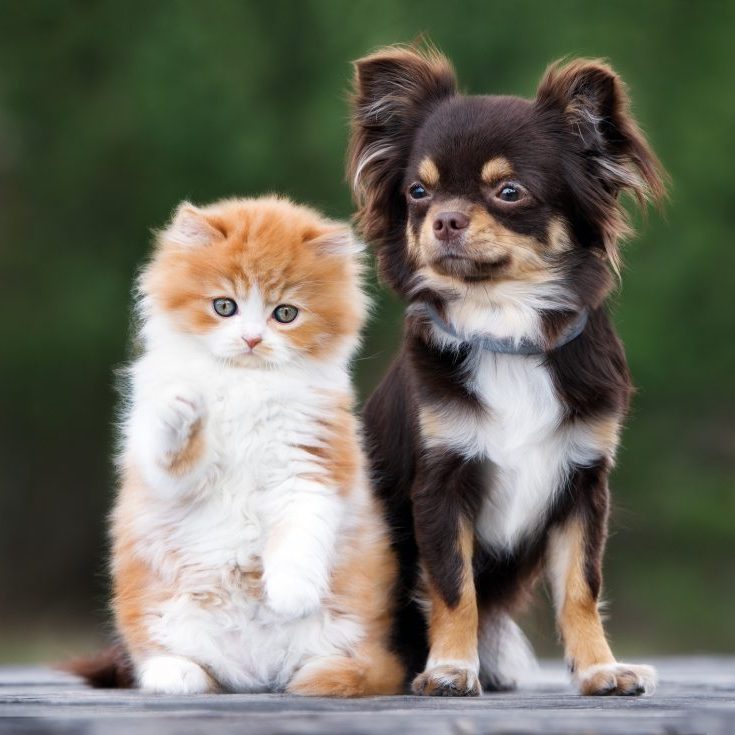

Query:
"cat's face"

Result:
[[142, 197, 366, 367]]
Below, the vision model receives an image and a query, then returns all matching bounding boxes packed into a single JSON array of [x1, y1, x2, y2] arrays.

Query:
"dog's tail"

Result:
[[59, 643, 135, 688], [478, 613, 538, 690]]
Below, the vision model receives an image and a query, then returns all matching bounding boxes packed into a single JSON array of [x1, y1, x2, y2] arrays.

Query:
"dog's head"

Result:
[[348, 45, 665, 316]]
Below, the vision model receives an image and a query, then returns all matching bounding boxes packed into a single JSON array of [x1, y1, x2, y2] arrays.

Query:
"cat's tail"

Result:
[[59, 643, 135, 688]]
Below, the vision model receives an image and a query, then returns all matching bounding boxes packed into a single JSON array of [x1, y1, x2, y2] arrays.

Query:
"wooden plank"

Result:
[[0, 658, 732, 734]]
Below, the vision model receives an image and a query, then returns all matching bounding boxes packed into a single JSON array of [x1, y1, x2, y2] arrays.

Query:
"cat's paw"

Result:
[[263, 570, 322, 622], [412, 665, 482, 697], [154, 384, 206, 456], [138, 655, 216, 694], [575, 662, 657, 696]]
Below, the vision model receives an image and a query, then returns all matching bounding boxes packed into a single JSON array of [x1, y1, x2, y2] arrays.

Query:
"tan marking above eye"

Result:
[[418, 157, 440, 188], [481, 156, 514, 185]]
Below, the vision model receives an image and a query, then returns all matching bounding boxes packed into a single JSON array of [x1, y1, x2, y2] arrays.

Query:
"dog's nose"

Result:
[[433, 211, 470, 240], [243, 336, 262, 350]]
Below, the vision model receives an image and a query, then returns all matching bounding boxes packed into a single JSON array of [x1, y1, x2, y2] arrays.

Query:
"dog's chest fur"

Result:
[[464, 351, 600, 550]]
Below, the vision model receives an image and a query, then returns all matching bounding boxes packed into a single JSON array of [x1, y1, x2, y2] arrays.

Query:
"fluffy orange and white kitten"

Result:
[[112, 196, 403, 695]]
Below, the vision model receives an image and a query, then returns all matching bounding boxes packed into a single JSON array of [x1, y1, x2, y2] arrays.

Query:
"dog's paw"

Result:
[[155, 384, 206, 455], [412, 665, 482, 697], [576, 662, 657, 696], [138, 655, 216, 694]]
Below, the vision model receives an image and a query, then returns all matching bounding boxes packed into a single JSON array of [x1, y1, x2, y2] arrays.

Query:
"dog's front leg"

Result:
[[547, 462, 656, 696], [411, 453, 482, 697]]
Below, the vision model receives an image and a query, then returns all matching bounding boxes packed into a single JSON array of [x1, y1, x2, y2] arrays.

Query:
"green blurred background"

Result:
[[1, 1, 733, 664]]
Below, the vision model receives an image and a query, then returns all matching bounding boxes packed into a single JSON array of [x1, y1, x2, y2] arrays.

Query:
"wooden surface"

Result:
[[0, 657, 733, 734]]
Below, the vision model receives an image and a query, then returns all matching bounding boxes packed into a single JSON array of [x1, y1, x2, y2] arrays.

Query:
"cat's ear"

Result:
[[307, 223, 364, 257], [160, 202, 224, 248]]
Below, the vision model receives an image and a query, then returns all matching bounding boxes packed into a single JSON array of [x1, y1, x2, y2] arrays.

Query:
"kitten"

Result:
[[110, 196, 404, 695]]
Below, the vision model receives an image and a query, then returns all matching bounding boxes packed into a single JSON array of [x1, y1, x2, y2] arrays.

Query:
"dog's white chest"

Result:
[[471, 352, 571, 550]]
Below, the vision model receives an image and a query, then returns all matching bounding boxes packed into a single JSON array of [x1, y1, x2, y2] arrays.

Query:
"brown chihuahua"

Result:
[[348, 44, 665, 697]]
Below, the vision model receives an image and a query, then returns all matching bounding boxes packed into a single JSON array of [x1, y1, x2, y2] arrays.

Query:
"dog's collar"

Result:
[[423, 303, 589, 355]]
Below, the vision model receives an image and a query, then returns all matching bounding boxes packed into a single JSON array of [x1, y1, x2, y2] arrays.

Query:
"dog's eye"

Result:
[[213, 298, 237, 317], [495, 182, 528, 204], [408, 183, 429, 200], [499, 186, 519, 201], [273, 304, 299, 324]]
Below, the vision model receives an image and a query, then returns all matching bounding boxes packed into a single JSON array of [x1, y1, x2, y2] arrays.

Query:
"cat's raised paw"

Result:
[[155, 384, 206, 451], [138, 655, 216, 694], [576, 662, 656, 696], [412, 665, 482, 697], [263, 571, 322, 622]]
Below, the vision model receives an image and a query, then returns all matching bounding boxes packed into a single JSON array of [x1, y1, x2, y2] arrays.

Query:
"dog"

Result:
[[348, 44, 666, 697]]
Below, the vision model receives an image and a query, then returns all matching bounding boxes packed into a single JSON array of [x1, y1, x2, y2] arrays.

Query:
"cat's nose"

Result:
[[243, 336, 262, 350]]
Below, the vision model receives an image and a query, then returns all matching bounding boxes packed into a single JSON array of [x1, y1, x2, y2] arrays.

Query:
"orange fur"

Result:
[[165, 420, 206, 476], [141, 196, 367, 361], [111, 469, 170, 655], [299, 394, 361, 496], [106, 196, 402, 696]]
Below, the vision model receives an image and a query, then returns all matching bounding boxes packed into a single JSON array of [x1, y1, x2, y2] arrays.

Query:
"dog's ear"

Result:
[[347, 45, 457, 247], [536, 60, 666, 274]]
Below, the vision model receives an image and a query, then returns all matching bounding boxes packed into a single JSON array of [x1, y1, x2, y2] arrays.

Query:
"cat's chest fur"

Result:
[[170, 373, 294, 568], [207, 370, 311, 489], [127, 355, 359, 692], [137, 354, 347, 573]]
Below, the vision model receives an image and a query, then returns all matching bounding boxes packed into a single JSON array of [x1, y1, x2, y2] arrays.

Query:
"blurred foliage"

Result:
[[0, 0, 733, 661]]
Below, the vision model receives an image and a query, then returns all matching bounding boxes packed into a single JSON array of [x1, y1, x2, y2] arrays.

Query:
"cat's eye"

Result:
[[494, 181, 528, 204], [273, 304, 299, 324], [408, 182, 430, 200], [213, 298, 237, 317]]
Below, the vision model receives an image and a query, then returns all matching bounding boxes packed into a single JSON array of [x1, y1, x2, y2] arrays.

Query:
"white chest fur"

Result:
[[127, 350, 345, 564], [459, 351, 603, 551], [121, 342, 360, 691]]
